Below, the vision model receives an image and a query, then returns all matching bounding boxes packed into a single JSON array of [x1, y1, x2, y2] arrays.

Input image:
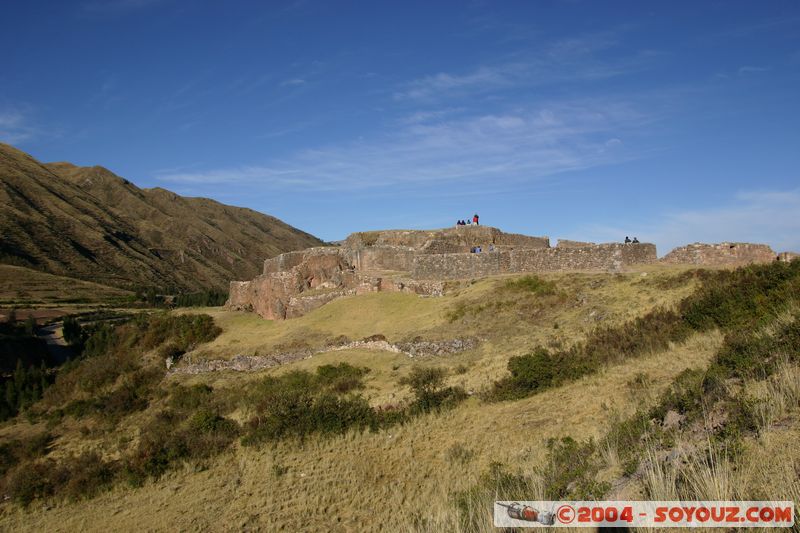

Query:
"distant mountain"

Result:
[[0, 143, 323, 291]]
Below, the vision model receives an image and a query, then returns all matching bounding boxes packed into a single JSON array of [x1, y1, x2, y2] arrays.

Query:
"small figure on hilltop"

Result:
[[632, 237, 640, 244], [624, 236, 631, 244], [473, 213, 479, 225]]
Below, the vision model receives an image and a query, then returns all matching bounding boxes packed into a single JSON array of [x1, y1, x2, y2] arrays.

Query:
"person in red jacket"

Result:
[[473, 213, 479, 225]]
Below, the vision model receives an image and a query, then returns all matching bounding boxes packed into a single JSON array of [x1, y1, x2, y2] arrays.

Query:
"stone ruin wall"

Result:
[[346, 226, 549, 251], [412, 251, 512, 280], [511, 243, 658, 273], [557, 239, 596, 248], [411, 243, 657, 280], [346, 246, 416, 272], [661, 242, 776, 266], [494, 231, 550, 248], [262, 250, 306, 274], [229, 226, 787, 321]]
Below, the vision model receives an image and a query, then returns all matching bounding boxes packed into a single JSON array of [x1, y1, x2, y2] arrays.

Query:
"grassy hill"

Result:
[[0, 265, 131, 308], [3, 262, 798, 530], [0, 143, 323, 291]]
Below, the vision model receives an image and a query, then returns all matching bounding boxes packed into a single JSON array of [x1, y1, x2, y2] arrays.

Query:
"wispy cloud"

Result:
[[581, 189, 800, 255], [280, 78, 307, 87], [393, 32, 655, 101], [737, 65, 770, 76], [0, 107, 38, 145], [156, 97, 649, 191]]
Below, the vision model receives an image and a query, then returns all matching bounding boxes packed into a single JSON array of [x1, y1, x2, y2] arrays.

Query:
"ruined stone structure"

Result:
[[660, 242, 776, 266], [227, 226, 788, 321], [227, 226, 658, 320], [556, 239, 596, 248]]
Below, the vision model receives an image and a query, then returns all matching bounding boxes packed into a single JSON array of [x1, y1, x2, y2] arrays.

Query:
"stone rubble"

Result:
[[168, 337, 480, 375]]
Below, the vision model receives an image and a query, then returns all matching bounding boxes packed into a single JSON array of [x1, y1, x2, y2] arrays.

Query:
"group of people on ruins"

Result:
[[624, 236, 640, 244], [456, 214, 480, 226]]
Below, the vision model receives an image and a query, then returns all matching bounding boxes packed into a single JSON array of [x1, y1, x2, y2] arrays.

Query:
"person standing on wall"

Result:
[[473, 213, 479, 225]]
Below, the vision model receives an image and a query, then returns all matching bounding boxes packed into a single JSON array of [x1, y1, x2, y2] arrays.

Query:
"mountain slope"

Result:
[[0, 143, 323, 291]]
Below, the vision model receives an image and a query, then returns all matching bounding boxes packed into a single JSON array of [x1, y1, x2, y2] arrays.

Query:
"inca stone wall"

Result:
[[263, 248, 333, 274], [557, 239, 596, 248], [345, 246, 416, 272], [412, 243, 657, 280], [494, 231, 550, 248], [345, 226, 549, 250], [511, 243, 657, 273], [228, 226, 781, 321], [412, 251, 512, 280], [661, 243, 775, 266]]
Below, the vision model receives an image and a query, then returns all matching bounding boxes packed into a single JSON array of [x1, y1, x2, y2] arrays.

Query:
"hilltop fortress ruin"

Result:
[[226, 226, 780, 320]]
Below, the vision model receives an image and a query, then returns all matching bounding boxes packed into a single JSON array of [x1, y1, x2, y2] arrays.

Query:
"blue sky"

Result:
[[2, 0, 799, 254]]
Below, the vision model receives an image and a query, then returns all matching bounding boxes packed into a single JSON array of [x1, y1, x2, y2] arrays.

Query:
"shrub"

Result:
[[399, 366, 467, 413], [242, 364, 384, 444], [540, 437, 609, 500], [174, 290, 228, 308], [453, 462, 536, 532], [6, 460, 58, 505], [603, 411, 651, 471], [650, 368, 706, 421], [140, 313, 221, 352], [1, 360, 51, 420], [4, 449, 118, 506], [62, 315, 83, 347], [400, 367, 445, 398], [315, 363, 370, 394], [124, 409, 237, 485], [184, 409, 240, 458], [491, 348, 555, 400], [159, 342, 185, 361], [679, 260, 800, 331], [169, 383, 214, 412], [445, 302, 468, 323], [60, 452, 119, 501], [0, 432, 52, 477], [82, 323, 117, 359], [503, 275, 557, 295], [445, 443, 475, 465]]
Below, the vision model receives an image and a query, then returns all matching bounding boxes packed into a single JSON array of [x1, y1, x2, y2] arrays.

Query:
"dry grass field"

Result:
[[0, 331, 723, 532], [2, 263, 798, 532]]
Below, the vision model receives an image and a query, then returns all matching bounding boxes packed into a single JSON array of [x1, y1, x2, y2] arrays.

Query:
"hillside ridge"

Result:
[[0, 143, 323, 291]]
